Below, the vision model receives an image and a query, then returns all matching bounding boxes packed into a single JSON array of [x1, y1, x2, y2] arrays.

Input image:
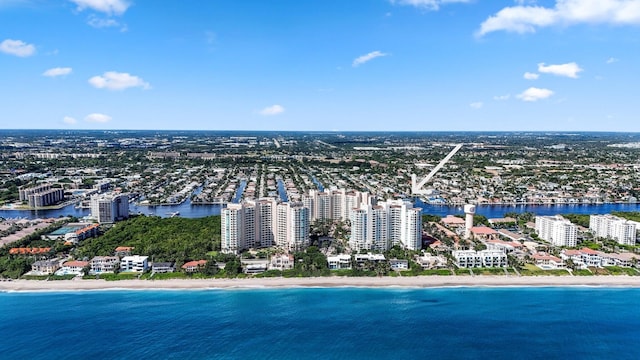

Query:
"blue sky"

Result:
[[1, 0, 639, 131]]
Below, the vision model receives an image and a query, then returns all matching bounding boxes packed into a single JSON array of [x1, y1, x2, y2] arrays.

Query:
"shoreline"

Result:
[[3, 275, 640, 292]]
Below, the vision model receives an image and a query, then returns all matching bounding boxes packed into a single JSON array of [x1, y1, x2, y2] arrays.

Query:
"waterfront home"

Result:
[[532, 254, 565, 270], [269, 254, 294, 271], [120, 255, 149, 272], [182, 260, 207, 273], [560, 248, 603, 268], [600, 253, 640, 268], [56, 260, 89, 275], [576, 248, 601, 267], [479, 250, 507, 267], [31, 259, 60, 275], [242, 259, 269, 274], [560, 250, 588, 270], [354, 253, 386, 263], [453, 250, 481, 268], [90, 256, 120, 274], [453, 250, 507, 268], [354, 253, 386, 269], [151, 262, 175, 273], [561, 249, 639, 269], [327, 255, 352, 270], [415, 254, 447, 269], [389, 259, 409, 271]]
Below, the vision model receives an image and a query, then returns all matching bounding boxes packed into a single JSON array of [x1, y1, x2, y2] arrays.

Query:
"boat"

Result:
[[167, 211, 180, 217]]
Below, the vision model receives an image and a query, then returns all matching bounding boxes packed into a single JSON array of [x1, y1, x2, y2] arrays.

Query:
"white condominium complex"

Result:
[[90, 193, 129, 223], [589, 214, 637, 246], [223, 190, 421, 254], [19, 184, 65, 207], [222, 198, 309, 254], [349, 199, 422, 252], [275, 202, 310, 252], [302, 189, 373, 222], [535, 215, 577, 247]]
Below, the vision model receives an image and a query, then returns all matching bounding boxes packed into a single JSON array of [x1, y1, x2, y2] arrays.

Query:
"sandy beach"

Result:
[[2, 275, 640, 291]]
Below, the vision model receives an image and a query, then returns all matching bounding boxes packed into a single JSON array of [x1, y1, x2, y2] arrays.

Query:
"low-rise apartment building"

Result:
[[120, 255, 149, 272], [90, 256, 120, 274]]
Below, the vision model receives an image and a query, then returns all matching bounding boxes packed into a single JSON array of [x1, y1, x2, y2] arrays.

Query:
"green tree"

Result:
[[202, 259, 219, 276], [224, 258, 242, 277]]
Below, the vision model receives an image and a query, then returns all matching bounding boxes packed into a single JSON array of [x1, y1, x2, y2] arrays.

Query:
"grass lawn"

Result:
[[505, 268, 518, 275], [473, 268, 507, 275], [590, 267, 610, 275], [454, 268, 472, 276], [48, 274, 76, 280], [140, 272, 188, 280], [22, 275, 49, 280], [98, 272, 141, 281], [573, 269, 593, 276], [421, 269, 453, 276], [605, 266, 639, 276], [520, 264, 570, 276]]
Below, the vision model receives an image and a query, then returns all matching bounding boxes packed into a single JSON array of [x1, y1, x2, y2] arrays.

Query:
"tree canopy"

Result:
[[76, 215, 221, 265]]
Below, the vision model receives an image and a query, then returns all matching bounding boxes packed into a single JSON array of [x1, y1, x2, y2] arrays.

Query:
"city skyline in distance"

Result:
[[1, 0, 639, 132]]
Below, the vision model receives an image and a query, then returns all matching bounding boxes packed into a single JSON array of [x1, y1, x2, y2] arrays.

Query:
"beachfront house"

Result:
[[120, 255, 149, 272], [56, 260, 89, 276], [389, 259, 409, 271], [90, 256, 120, 274], [453, 250, 507, 268], [354, 253, 386, 269], [152, 262, 175, 273], [182, 260, 207, 273], [532, 254, 565, 270], [560, 248, 640, 269], [31, 259, 60, 275], [415, 254, 447, 269], [269, 254, 294, 271], [327, 255, 352, 270], [242, 259, 269, 274]]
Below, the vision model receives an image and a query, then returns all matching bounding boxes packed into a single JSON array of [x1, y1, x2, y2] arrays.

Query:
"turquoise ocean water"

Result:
[[1, 287, 639, 359]]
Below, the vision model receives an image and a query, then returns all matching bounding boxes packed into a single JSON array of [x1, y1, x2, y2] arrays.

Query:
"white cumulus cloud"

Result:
[[69, 0, 130, 16], [478, 0, 640, 36], [523, 72, 539, 80], [87, 15, 121, 28], [89, 71, 150, 90], [493, 94, 511, 100], [43, 67, 72, 77], [389, 0, 472, 11], [352, 51, 389, 67], [469, 101, 484, 109], [63, 116, 77, 124], [538, 62, 583, 78], [0, 39, 35, 57], [517, 87, 554, 102], [606, 57, 619, 64], [259, 105, 285, 116], [85, 113, 112, 123]]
